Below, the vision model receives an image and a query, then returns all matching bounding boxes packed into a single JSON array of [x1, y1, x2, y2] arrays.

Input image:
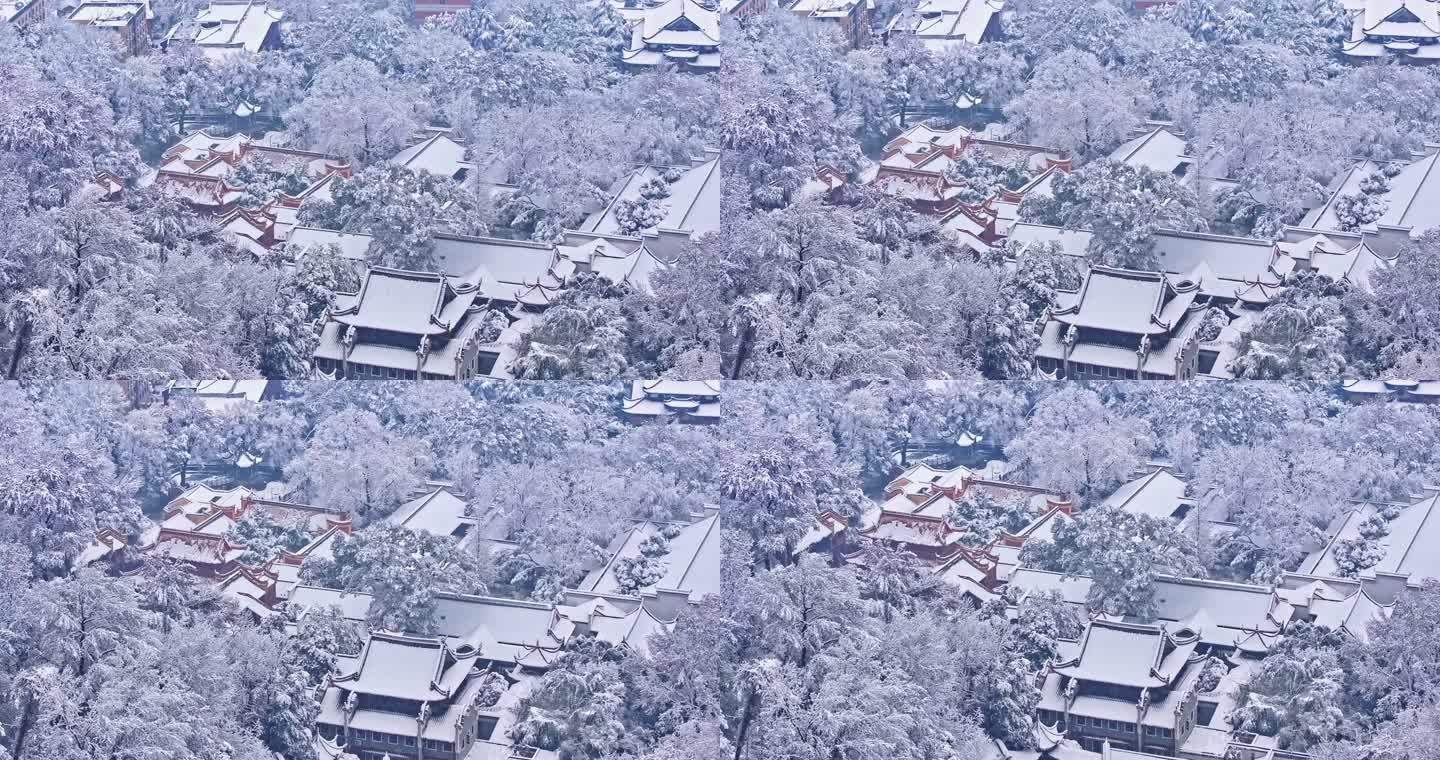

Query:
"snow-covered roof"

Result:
[[67, 1, 147, 27], [290, 585, 671, 664], [622, 0, 721, 69], [887, 462, 979, 496], [167, 379, 270, 413], [2, 0, 43, 23], [1101, 468, 1193, 523], [1342, 0, 1440, 59], [885, 0, 1003, 51], [1303, 147, 1440, 234], [638, 0, 719, 42], [1340, 377, 1440, 401], [165, 483, 258, 517], [383, 487, 475, 538], [1108, 126, 1192, 177], [1274, 228, 1396, 291], [1053, 619, 1198, 689], [1010, 223, 1287, 300], [1276, 575, 1393, 642], [789, 0, 863, 19], [1007, 568, 1293, 653], [329, 267, 483, 336], [1298, 490, 1440, 582], [389, 132, 476, 181], [333, 631, 477, 701], [166, 0, 283, 60], [1051, 266, 1201, 336], [579, 151, 722, 239], [622, 380, 722, 421], [288, 227, 375, 262], [579, 510, 723, 601], [1038, 622, 1210, 731]]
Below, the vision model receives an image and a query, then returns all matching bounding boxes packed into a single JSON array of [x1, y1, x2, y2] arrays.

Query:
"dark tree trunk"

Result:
[[732, 689, 758, 760], [6, 316, 32, 380]]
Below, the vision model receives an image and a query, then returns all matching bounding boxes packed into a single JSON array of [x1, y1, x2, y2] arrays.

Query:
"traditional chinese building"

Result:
[[149, 483, 351, 586], [151, 130, 351, 254], [300, 586, 675, 760], [413, 0, 471, 20], [164, 378, 275, 412], [1298, 488, 1440, 599], [1036, 620, 1209, 755], [621, 380, 722, 424], [164, 0, 284, 60], [2, 0, 48, 25], [816, 122, 1070, 250], [620, 0, 720, 72], [721, 0, 768, 14], [1011, 569, 1391, 756], [1300, 143, 1440, 253], [294, 228, 680, 380], [579, 150, 723, 239], [1034, 266, 1210, 381], [883, 0, 1004, 53], [1339, 378, 1440, 403], [578, 509, 722, 617], [313, 267, 501, 381], [860, 463, 1074, 596], [1340, 0, 1440, 61]]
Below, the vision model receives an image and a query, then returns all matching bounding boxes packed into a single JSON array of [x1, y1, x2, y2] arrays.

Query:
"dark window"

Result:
[[477, 717, 499, 741], [1197, 702, 1219, 726], [1198, 349, 1219, 375]]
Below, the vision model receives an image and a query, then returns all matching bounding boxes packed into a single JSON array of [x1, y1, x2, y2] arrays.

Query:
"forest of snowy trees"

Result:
[[0, 0, 715, 380], [0, 380, 1438, 760], [4, 0, 1440, 757], [2, 0, 1437, 380]]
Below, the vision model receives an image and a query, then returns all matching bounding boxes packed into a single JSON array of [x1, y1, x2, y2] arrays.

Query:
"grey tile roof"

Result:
[[1053, 619, 1198, 689], [1052, 266, 1199, 335], [330, 267, 482, 336]]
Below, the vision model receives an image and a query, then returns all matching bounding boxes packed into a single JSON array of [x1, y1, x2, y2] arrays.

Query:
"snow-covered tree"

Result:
[[228, 511, 313, 565], [301, 162, 487, 269], [1003, 50, 1152, 159], [229, 155, 313, 209], [138, 554, 209, 633], [1231, 623, 1350, 750], [1230, 275, 1353, 380], [1194, 436, 1344, 582], [1332, 535, 1386, 578], [1352, 231, 1440, 375], [1333, 191, 1389, 232], [612, 552, 667, 596], [285, 604, 363, 683], [304, 526, 487, 633], [1020, 506, 1205, 617], [611, 195, 669, 235], [1020, 160, 1207, 269], [285, 56, 430, 165], [1005, 386, 1154, 497], [1005, 588, 1085, 670], [509, 639, 632, 758], [948, 490, 1035, 545], [1343, 584, 1440, 726], [287, 407, 432, 523], [509, 274, 637, 379]]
